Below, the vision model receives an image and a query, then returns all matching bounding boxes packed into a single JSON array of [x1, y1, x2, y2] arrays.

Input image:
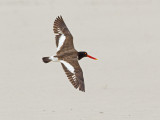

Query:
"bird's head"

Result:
[[78, 51, 98, 60]]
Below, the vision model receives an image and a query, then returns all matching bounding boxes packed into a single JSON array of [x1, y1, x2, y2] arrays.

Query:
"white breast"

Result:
[[57, 34, 66, 52]]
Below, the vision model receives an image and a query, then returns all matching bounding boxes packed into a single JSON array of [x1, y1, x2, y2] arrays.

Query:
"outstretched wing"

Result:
[[60, 60, 85, 92], [53, 16, 74, 53]]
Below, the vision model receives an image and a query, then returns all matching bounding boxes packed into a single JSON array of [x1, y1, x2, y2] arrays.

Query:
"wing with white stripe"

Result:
[[60, 60, 85, 92], [53, 16, 74, 53]]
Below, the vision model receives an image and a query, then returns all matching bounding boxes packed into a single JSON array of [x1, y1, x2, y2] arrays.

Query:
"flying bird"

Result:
[[42, 16, 97, 92]]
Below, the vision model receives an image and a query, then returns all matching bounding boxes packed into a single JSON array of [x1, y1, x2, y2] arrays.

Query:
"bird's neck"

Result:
[[78, 52, 84, 60]]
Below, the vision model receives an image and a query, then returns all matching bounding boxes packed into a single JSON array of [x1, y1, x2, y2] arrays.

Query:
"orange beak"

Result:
[[87, 55, 98, 60]]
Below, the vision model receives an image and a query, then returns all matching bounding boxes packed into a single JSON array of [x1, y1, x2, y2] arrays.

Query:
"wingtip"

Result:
[[79, 89, 85, 92], [79, 83, 85, 92], [56, 15, 63, 20]]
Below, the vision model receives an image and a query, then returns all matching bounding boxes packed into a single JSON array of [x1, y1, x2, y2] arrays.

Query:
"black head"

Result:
[[78, 51, 97, 60], [78, 51, 88, 60]]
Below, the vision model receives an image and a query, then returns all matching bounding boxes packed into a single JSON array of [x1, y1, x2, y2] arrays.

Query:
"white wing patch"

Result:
[[57, 34, 66, 52], [72, 74, 76, 82], [60, 60, 75, 73]]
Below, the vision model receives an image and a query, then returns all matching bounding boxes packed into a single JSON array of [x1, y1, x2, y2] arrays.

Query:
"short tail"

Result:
[[42, 57, 51, 63]]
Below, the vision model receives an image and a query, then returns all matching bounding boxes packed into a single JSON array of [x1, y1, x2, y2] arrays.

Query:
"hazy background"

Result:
[[0, 0, 160, 120]]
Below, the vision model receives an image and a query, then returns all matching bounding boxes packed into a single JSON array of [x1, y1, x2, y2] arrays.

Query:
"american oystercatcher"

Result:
[[42, 16, 97, 92]]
